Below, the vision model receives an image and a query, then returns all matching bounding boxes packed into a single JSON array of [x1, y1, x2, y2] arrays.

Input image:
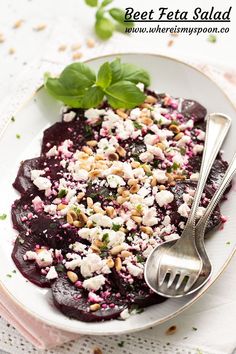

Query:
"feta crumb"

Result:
[[178, 203, 190, 218], [190, 172, 199, 181], [196, 206, 205, 219], [46, 145, 58, 157], [33, 176, 52, 190], [139, 151, 154, 163], [130, 108, 141, 120], [36, 249, 53, 268], [80, 253, 110, 278], [155, 190, 174, 207], [127, 262, 143, 277], [83, 274, 106, 291], [120, 308, 130, 320], [63, 111, 76, 122], [30, 169, 45, 181], [46, 266, 58, 280], [193, 144, 204, 155], [142, 207, 158, 226], [107, 175, 125, 188], [153, 169, 168, 183], [44, 204, 57, 215], [65, 257, 82, 270], [23, 251, 37, 261]]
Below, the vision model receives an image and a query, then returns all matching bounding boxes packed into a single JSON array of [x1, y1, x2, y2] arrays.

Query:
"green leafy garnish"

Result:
[[44, 59, 150, 110], [58, 189, 67, 198], [172, 162, 180, 171], [208, 34, 217, 43], [11, 116, 15, 122], [133, 121, 143, 130], [0, 213, 7, 220], [112, 223, 121, 231], [84, 0, 134, 40], [129, 304, 144, 314], [137, 254, 145, 263], [16, 134, 21, 139], [102, 233, 109, 242], [117, 340, 124, 347]]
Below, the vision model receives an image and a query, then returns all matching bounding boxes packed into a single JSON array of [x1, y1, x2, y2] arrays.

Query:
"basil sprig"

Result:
[[84, 0, 134, 40], [44, 58, 150, 109]]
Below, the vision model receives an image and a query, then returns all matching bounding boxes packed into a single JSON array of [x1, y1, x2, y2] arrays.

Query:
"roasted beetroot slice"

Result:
[[12, 233, 51, 288], [52, 277, 126, 322], [13, 157, 41, 195], [41, 121, 93, 155], [12, 195, 78, 248], [111, 269, 166, 307], [180, 99, 207, 122], [169, 180, 221, 233]]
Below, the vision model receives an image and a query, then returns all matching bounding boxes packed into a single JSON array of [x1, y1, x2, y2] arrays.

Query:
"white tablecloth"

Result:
[[0, 1, 236, 353]]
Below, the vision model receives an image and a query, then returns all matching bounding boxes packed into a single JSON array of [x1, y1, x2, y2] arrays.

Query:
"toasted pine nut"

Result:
[[86, 38, 95, 48], [82, 146, 93, 155], [131, 161, 140, 168], [86, 140, 97, 147], [151, 176, 157, 187], [107, 258, 115, 268], [156, 142, 165, 151], [174, 132, 184, 141], [91, 244, 101, 253], [131, 216, 142, 224], [71, 43, 81, 51], [87, 197, 93, 208], [110, 245, 124, 255], [140, 103, 152, 109], [13, 19, 24, 29], [67, 210, 77, 224], [57, 203, 66, 210], [116, 145, 126, 157], [108, 152, 119, 161], [122, 190, 130, 198], [159, 185, 166, 191], [77, 192, 85, 202], [73, 220, 82, 227], [128, 179, 138, 186], [93, 205, 105, 214], [140, 226, 153, 235], [130, 184, 140, 193], [79, 163, 91, 171], [173, 174, 186, 180], [89, 169, 101, 179], [95, 154, 104, 161], [87, 219, 94, 228], [117, 187, 125, 194], [115, 257, 122, 271], [142, 164, 151, 174], [145, 95, 158, 104], [58, 44, 67, 52], [33, 24, 47, 31], [169, 124, 180, 134], [79, 212, 88, 223], [90, 303, 101, 312], [141, 117, 153, 126], [112, 168, 124, 177], [120, 250, 132, 258], [166, 172, 174, 183], [117, 196, 127, 204], [72, 52, 83, 61], [67, 271, 78, 283], [105, 206, 115, 218], [116, 109, 128, 119]]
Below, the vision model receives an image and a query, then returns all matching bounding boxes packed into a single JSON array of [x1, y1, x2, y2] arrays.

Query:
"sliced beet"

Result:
[[12, 232, 51, 287], [52, 277, 126, 322], [169, 180, 221, 233], [41, 121, 94, 155], [180, 99, 207, 122], [13, 157, 42, 195]]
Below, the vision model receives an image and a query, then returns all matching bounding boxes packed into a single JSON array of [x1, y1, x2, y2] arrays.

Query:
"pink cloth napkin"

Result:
[[0, 284, 79, 349], [0, 62, 235, 350]]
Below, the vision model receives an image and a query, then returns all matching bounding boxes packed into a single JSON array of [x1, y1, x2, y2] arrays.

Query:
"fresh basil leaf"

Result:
[[96, 7, 105, 20], [81, 86, 104, 108], [121, 63, 150, 87], [44, 77, 84, 107], [105, 80, 146, 109], [101, 0, 113, 7], [60, 63, 96, 91], [95, 17, 115, 40], [109, 8, 134, 28], [85, 0, 98, 7], [96, 62, 112, 88], [110, 58, 123, 83]]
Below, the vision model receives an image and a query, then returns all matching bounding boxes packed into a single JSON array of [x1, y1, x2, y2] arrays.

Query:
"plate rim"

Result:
[[1, 52, 236, 335]]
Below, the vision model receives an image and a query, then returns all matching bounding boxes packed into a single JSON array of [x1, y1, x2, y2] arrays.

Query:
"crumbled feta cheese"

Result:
[[190, 172, 199, 181], [65, 257, 82, 270], [80, 253, 110, 278], [196, 206, 205, 219], [197, 130, 205, 141], [130, 108, 141, 120], [178, 203, 190, 217], [30, 169, 45, 181], [32, 196, 44, 212], [69, 242, 87, 253], [139, 151, 154, 163], [46, 145, 58, 157], [162, 215, 171, 226], [46, 266, 58, 280], [193, 144, 204, 155], [147, 145, 165, 160], [33, 177, 52, 190], [83, 274, 106, 291], [23, 251, 37, 261], [126, 262, 143, 277], [153, 169, 168, 183], [89, 214, 113, 228], [85, 108, 106, 124], [36, 249, 53, 268], [142, 207, 158, 226], [155, 190, 174, 207], [164, 233, 180, 242], [183, 193, 193, 205], [120, 308, 130, 320], [107, 175, 125, 188], [44, 204, 57, 215], [63, 111, 76, 122], [136, 82, 144, 91]]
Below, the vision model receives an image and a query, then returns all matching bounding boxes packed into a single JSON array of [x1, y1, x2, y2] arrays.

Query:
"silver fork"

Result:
[[145, 113, 231, 297]]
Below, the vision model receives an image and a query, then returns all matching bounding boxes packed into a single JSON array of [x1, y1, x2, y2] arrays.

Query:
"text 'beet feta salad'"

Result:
[[12, 81, 230, 322]]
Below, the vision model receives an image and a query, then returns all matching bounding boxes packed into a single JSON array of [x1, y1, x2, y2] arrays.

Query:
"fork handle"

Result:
[[186, 113, 231, 228], [196, 152, 236, 234]]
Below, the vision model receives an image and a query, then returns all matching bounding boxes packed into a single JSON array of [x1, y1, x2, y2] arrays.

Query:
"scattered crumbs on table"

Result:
[[93, 348, 103, 354], [117, 341, 124, 347], [72, 52, 83, 61], [71, 43, 82, 51], [11, 116, 15, 122], [86, 37, 95, 48], [192, 327, 198, 331], [33, 24, 47, 32], [6, 274, 12, 278], [58, 44, 67, 52], [165, 325, 177, 335], [0, 213, 7, 220], [0, 33, 5, 43], [13, 19, 24, 29], [167, 39, 174, 47], [226, 241, 231, 245], [16, 133, 21, 139], [183, 336, 188, 340], [207, 34, 217, 43], [8, 47, 16, 55], [12, 270, 17, 274]]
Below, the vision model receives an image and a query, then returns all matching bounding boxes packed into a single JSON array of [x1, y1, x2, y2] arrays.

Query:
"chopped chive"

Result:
[[16, 133, 21, 139], [0, 213, 7, 220], [207, 34, 217, 43], [11, 116, 15, 122]]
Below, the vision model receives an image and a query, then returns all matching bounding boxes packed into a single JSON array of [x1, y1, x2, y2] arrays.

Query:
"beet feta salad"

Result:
[[11, 60, 230, 322]]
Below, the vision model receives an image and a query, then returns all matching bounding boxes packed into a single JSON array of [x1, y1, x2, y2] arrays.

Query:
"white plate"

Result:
[[0, 53, 236, 335]]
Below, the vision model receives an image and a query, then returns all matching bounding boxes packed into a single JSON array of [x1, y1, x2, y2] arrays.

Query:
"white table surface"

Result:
[[0, 0, 236, 353]]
